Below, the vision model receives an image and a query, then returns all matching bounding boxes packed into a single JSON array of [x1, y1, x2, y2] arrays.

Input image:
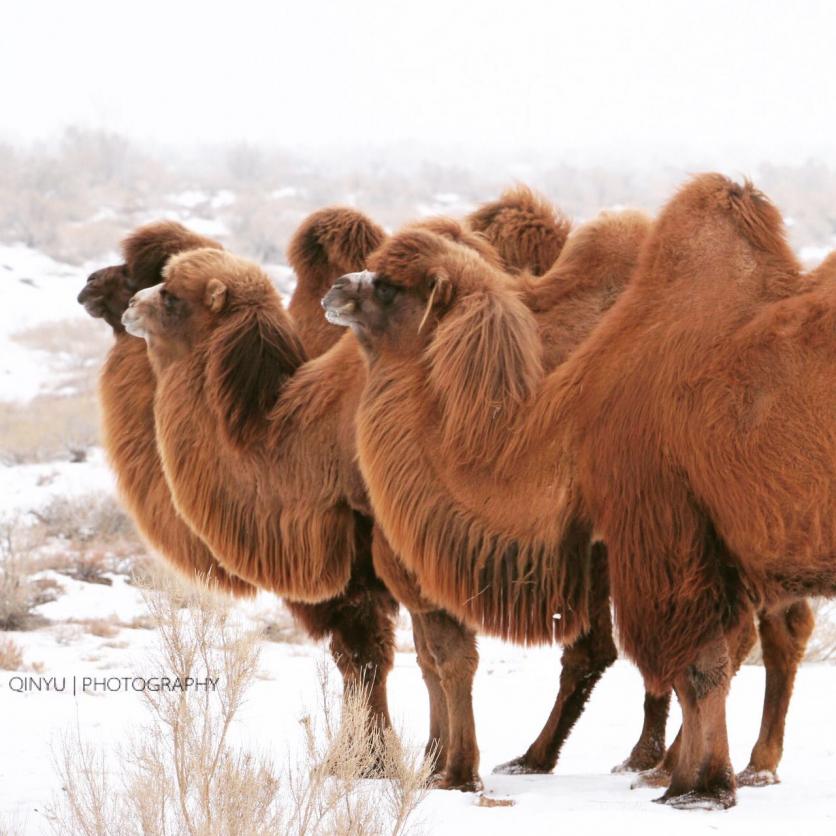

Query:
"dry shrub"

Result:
[[0, 519, 43, 630], [801, 599, 836, 662], [81, 618, 120, 639], [34, 494, 136, 546], [0, 637, 24, 670], [0, 394, 100, 464], [48, 570, 430, 836], [286, 660, 431, 836]]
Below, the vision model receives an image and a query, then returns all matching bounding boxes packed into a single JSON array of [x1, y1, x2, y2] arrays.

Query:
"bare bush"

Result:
[[0, 519, 42, 630], [48, 570, 430, 836], [0, 393, 100, 465], [33, 493, 136, 547], [0, 637, 24, 670]]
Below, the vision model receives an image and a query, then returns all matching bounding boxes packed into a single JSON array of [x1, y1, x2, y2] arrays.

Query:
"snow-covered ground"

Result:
[[2, 239, 836, 834]]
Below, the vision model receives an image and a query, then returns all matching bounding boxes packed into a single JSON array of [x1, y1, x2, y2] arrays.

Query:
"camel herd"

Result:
[[77, 173, 835, 811]]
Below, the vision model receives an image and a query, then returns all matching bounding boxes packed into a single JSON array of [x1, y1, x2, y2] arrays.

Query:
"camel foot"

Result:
[[630, 766, 671, 789], [654, 787, 736, 811], [736, 766, 780, 787], [430, 771, 484, 793], [612, 749, 665, 774], [492, 754, 553, 775]]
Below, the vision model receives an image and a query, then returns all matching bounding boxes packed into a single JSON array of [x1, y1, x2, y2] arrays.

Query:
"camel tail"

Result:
[[468, 185, 571, 276]]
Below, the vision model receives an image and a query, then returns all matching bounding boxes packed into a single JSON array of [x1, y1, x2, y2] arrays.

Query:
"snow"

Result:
[[0, 448, 115, 522], [3, 594, 836, 833], [0, 244, 95, 402]]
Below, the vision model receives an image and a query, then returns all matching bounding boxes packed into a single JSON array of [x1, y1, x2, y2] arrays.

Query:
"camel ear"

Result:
[[205, 279, 228, 312]]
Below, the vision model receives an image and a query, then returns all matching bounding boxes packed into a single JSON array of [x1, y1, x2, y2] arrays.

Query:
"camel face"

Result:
[[322, 269, 439, 354], [78, 264, 134, 331]]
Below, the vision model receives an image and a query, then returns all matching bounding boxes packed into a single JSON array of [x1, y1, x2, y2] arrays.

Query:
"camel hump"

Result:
[[123, 221, 223, 289], [553, 209, 651, 284], [287, 207, 386, 293], [635, 174, 799, 296], [468, 185, 572, 276], [807, 250, 836, 287], [409, 215, 504, 269], [671, 173, 791, 257]]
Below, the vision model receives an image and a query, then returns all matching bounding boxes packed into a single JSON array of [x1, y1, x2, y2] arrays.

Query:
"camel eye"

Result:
[[373, 279, 399, 305], [161, 288, 178, 310]]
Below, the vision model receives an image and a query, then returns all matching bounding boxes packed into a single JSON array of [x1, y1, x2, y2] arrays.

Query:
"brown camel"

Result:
[[324, 178, 831, 808], [78, 218, 400, 755], [82, 193, 584, 791], [119, 206, 659, 791]]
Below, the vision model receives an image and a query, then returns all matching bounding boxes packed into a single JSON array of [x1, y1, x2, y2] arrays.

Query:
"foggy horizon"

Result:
[[4, 0, 836, 169]]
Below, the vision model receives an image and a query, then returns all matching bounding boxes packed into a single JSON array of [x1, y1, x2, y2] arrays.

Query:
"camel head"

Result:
[[79, 221, 222, 335], [123, 248, 266, 355], [321, 222, 511, 354], [78, 263, 135, 331]]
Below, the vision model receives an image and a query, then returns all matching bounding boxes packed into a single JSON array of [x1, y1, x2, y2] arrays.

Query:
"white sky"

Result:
[[3, 0, 836, 166]]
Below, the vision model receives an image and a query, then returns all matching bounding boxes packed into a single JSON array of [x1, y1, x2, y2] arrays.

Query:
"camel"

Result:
[[78, 218, 400, 754], [118, 203, 681, 791], [324, 175, 832, 809], [84, 194, 601, 791]]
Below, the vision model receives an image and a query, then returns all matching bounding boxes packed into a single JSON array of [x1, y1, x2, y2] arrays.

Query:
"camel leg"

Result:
[[494, 544, 618, 775], [411, 610, 450, 776], [327, 586, 397, 739], [420, 610, 483, 792], [612, 690, 672, 773], [737, 599, 814, 787], [632, 610, 756, 790], [656, 636, 735, 810]]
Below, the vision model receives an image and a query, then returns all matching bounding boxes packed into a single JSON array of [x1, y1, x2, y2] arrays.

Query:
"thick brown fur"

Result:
[[81, 222, 253, 596], [467, 185, 571, 276], [287, 207, 387, 357], [345, 174, 834, 808]]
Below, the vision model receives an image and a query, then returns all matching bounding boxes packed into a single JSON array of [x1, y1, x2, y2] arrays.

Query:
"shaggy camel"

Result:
[[324, 177, 832, 809], [118, 205, 673, 790], [89, 194, 590, 790], [78, 219, 400, 752]]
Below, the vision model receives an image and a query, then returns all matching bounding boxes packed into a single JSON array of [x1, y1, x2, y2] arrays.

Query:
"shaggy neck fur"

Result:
[[100, 334, 254, 596], [153, 294, 364, 603]]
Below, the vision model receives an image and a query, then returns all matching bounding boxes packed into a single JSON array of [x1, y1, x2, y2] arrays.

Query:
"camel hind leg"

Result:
[[494, 544, 618, 775], [612, 690, 671, 773], [737, 599, 814, 787]]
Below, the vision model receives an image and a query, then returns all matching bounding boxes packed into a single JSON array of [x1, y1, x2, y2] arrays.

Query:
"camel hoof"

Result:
[[736, 766, 780, 787], [492, 754, 553, 775], [430, 772, 484, 793], [654, 788, 736, 811], [612, 751, 664, 774], [630, 767, 671, 789]]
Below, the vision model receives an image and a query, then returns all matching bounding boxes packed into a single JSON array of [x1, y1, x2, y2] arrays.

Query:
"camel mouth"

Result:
[[322, 281, 363, 327], [322, 300, 358, 326], [121, 308, 147, 339]]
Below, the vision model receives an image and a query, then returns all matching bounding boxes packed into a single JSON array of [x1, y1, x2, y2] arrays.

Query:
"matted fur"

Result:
[[152, 249, 356, 601], [287, 206, 386, 357], [88, 222, 252, 596], [359, 233, 590, 644], [549, 175, 835, 691], [467, 185, 571, 276]]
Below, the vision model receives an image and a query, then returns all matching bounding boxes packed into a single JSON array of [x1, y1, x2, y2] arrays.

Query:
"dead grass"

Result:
[[0, 519, 44, 630], [0, 637, 24, 670], [47, 569, 430, 835], [0, 393, 100, 464]]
